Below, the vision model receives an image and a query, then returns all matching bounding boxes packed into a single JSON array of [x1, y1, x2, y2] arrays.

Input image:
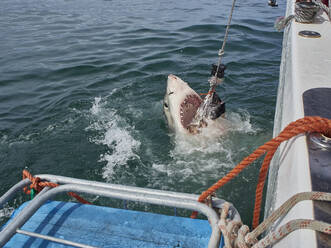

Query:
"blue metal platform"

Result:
[[3, 201, 212, 247]]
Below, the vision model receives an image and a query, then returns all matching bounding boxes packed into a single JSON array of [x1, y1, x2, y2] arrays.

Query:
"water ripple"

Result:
[[0, 0, 284, 223]]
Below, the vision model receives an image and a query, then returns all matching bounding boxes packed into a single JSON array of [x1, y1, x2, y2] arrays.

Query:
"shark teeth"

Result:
[[179, 94, 202, 129]]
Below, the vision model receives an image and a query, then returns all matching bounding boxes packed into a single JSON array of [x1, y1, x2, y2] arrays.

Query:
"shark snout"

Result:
[[168, 74, 177, 80], [167, 74, 179, 93]]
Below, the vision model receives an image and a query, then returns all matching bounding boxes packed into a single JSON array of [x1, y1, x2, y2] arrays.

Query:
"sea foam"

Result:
[[87, 96, 141, 181], [151, 109, 257, 188]]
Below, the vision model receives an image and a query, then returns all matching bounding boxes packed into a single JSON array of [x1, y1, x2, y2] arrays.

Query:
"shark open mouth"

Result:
[[180, 94, 202, 129]]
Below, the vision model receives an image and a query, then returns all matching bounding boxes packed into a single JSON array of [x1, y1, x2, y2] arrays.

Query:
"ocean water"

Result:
[[0, 0, 284, 226]]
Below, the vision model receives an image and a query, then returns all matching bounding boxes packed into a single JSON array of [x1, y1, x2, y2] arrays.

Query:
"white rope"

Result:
[[252, 219, 330, 248], [191, 0, 237, 127], [211, 0, 237, 88], [275, 0, 330, 31], [313, 0, 331, 21], [218, 191, 331, 248]]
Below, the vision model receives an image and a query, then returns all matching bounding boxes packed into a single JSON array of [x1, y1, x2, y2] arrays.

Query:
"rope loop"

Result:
[[31, 176, 42, 193], [275, 0, 331, 31], [23, 170, 40, 194], [22, 170, 92, 205], [191, 116, 331, 229], [216, 192, 331, 248]]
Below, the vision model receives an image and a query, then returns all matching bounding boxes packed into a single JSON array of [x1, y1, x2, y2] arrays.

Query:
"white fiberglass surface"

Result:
[[266, 1, 331, 248]]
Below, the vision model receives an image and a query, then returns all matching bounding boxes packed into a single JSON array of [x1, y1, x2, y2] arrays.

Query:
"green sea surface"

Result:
[[0, 0, 284, 226]]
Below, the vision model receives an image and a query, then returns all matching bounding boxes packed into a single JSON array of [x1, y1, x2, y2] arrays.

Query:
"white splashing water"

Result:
[[226, 110, 256, 133], [87, 96, 141, 181], [152, 109, 257, 185], [174, 109, 254, 154], [86, 92, 256, 188], [0, 205, 14, 219]]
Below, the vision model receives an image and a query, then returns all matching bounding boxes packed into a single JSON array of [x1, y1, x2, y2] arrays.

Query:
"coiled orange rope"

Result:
[[22, 170, 92, 205], [191, 116, 331, 229]]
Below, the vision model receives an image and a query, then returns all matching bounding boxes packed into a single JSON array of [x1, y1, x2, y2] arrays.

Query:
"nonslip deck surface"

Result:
[[303, 88, 331, 248], [2, 201, 212, 248]]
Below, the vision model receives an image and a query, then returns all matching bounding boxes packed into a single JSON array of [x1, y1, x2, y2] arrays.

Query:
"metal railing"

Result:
[[0, 174, 240, 248]]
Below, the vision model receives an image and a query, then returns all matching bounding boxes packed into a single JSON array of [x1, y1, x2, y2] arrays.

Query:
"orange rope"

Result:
[[22, 170, 92, 205], [200, 89, 215, 96], [191, 116, 331, 229]]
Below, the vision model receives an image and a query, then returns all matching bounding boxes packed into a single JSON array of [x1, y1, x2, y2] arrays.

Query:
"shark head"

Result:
[[163, 74, 202, 133]]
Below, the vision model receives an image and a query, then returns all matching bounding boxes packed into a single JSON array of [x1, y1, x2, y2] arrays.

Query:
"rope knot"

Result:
[[30, 176, 42, 193], [22, 169, 92, 205], [244, 232, 258, 246]]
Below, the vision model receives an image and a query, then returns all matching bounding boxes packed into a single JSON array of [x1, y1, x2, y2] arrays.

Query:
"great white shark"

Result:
[[164, 74, 225, 134]]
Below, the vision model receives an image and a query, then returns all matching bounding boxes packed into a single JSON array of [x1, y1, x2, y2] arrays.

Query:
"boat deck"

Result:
[[3, 200, 212, 248], [265, 1, 331, 247]]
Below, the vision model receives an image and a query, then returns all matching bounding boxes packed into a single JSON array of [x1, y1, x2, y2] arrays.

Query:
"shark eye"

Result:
[[168, 92, 174, 95], [164, 102, 169, 108]]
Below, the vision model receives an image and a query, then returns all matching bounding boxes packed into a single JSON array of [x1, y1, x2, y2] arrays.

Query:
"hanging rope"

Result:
[[215, 0, 237, 74], [22, 170, 92, 205], [193, 0, 237, 124], [209, 0, 237, 90], [191, 116, 331, 229]]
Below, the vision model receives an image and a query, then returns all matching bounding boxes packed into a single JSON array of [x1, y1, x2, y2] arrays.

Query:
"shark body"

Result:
[[164, 74, 225, 134]]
